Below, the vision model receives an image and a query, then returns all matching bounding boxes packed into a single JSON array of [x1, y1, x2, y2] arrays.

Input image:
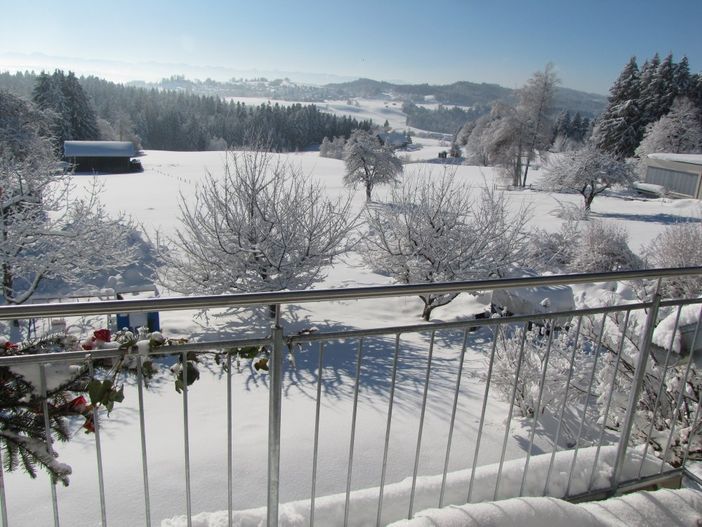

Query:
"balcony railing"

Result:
[[0, 267, 701, 526]]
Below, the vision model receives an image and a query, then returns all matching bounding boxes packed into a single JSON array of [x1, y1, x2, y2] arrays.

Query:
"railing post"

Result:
[[267, 305, 284, 527], [612, 280, 662, 490]]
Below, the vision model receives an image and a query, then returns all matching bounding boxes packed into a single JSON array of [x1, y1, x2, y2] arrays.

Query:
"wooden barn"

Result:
[[63, 141, 142, 173]]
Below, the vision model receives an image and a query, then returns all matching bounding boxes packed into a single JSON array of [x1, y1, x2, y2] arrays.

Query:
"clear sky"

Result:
[[1, 0, 701, 94]]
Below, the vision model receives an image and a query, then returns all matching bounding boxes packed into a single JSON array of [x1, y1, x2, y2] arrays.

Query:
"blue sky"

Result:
[[1, 0, 701, 94]]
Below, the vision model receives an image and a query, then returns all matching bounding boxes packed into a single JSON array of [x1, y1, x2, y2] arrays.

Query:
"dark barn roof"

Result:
[[64, 141, 138, 158]]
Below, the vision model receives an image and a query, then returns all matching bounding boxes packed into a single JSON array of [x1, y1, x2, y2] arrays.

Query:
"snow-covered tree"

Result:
[[569, 221, 642, 273], [32, 70, 99, 149], [362, 173, 530, 320], [636, 97, 702, 164], [593, 57, 642, 159], [343, 129, 402, 201], [542, 145, 635, 211], [645, 222, 702, 298], [517, 63, 559, 187], [0, 92, 135, 312], [162, 149, 355, 313]]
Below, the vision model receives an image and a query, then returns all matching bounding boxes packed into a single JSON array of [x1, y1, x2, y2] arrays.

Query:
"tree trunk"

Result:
[[584, 193, 594, 212], [522, 157, 532, 188], [268, 304, 277, 319], [365, 183, 372, 201], [421, 302, 434, 321]]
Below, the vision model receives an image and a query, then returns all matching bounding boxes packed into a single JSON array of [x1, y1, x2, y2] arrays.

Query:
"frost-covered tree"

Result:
[[517, 63, 559, 187], [343, 129, 402, 201], [636, 97, 702, 162], [0, 92, 135, 315], [645, 222, 702, 298], [362, 173, 529, 320], [162, 149, 355, 313], [542, 145, 635, 211]]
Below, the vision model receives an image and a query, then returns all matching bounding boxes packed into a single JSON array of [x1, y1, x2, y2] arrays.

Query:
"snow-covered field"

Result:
[[4, 137, 702, 527]]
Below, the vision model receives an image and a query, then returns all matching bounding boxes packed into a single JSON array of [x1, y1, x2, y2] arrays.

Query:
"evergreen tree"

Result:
[[673, 56, 691, 98], [638, 54, 663, 126], [594, 57, 642, 158]]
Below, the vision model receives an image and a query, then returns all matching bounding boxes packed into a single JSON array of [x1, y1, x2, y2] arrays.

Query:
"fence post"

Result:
[[612, 280, 661, 490], [267, 305, 284, 527]]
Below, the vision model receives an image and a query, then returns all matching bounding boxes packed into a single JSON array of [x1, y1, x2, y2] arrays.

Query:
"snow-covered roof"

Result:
[[64, 141, 137, 158], [647, 153, 702, 166]]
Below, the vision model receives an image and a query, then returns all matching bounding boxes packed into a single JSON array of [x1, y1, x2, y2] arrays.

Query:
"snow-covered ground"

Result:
[[4, 136, 702, 526]]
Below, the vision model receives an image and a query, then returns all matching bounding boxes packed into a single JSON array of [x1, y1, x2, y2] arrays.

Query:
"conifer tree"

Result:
[[593, 57, 642, 158]]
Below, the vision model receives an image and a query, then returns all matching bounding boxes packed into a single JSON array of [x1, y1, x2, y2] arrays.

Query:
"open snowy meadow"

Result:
[[4, 136, 702, 527]]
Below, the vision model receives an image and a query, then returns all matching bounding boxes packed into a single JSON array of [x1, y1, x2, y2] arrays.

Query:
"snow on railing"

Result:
[[0, 267, 700, 527]]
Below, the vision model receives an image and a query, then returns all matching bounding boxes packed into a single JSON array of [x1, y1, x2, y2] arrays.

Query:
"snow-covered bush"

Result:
[[527, 220, 580, 272], [644, 222, 702, 298], [569, 221, 643, 273], [319, 136, 346, 159], [588, 306, 702, 467], [492, 325, 590, 420]]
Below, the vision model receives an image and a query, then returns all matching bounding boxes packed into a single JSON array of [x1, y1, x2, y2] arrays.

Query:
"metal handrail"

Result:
[[0, 267, 700, 527], [0, 266, 700, 319]]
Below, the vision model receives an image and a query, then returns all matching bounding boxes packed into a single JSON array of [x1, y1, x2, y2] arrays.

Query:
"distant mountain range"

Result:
[[135, 75, 607, 117]]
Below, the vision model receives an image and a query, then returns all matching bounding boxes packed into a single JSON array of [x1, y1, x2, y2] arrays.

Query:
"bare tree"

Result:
[[542, 145, 635, 211], [162, 149, 356, 314], [362, 172, 530, 320], [343, 129, 402, 201]]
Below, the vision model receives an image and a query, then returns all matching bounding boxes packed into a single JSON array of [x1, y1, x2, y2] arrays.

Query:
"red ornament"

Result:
[[93, 329, 111, 342]]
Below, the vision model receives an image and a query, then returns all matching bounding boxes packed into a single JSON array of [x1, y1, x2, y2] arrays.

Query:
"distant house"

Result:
[[644, 153, 702, 199], [63, 141, 142, 173], [376, 131, 410, 149]]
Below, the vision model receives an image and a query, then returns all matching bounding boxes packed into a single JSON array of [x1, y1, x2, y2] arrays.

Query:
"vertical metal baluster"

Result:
[[588, 310, 631, 491], [267, 305, 284, 527], [182, 351, 192, 527], [519, 322, 556, 496], [310, 342, 325, 527], [40, 364, 60, 527], [344, 338, 364, 527], [226, 351, 233, 527], [612, 280, 661, 489], [543, 316, 583, 496], [493, 324, 529, 501], [467, 324, 500, 503], [408, 331, 435, 518], [439, 328, 469, 507], [658, 308, 701, 473], [680, 382, 702, 470], [136, 356, 152, 527], [376, 334, 401, 527], [0, 435, 7, 527], [87, 361, 108, 526], [637, 305, 682, 479], [565, 313, 607, 496]]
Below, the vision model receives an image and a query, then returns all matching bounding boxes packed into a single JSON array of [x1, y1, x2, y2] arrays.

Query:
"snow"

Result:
[[10, 362, 83, 395], [3, 126, 702, 526], [160, 446, 665, 526], [652, 304, 702, 353], [389, 488, 702, 527], [648, 153, 702, 166]]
